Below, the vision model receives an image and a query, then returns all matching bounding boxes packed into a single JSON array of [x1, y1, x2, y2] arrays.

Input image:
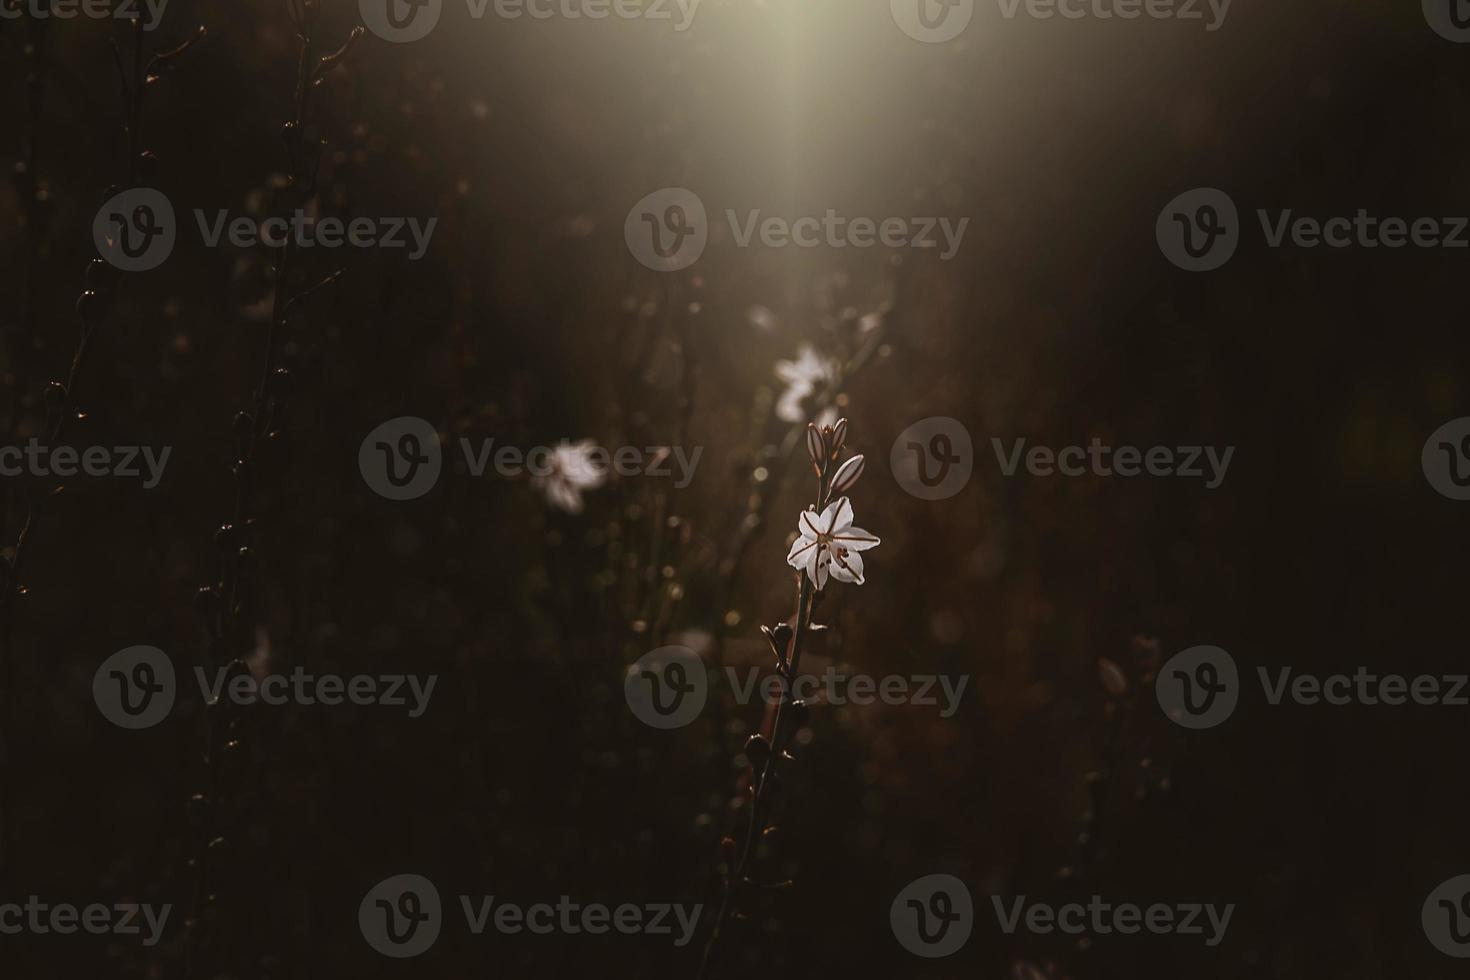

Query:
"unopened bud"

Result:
[[829, 454, 865, 495]]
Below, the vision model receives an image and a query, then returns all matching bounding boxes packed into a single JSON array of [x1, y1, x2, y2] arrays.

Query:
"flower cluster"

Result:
[[785, 419, 880, 589]]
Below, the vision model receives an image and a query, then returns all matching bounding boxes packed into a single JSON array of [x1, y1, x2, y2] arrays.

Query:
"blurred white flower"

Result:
[[747, 304, 778, 332], [785, 496, 880, 590], [533, 439, 607, 514], [774, 344, 837, 423]]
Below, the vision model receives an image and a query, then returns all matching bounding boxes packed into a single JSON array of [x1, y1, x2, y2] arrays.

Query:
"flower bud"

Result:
[[830, 417, 848, 457], [1098, 657, 1128, 697], [743, 733, 771, 769], [829, 454, 865, 495], [805, 423, 824, 474]]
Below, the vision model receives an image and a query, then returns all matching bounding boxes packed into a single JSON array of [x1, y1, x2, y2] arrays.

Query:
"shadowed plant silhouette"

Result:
[[696, 417, 880, 979], [0, 1, 204, 879], [184, 3, 361, 976]]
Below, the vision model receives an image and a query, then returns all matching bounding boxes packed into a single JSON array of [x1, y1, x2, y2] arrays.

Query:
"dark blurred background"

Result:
[[2, 0, 1470, 976]]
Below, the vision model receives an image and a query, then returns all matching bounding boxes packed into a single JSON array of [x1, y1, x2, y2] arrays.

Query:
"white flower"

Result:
[[773, 344, 837, 423], [785, 496, 880, 590], [533, 439, 607, 514], [747, 305, 778, 332]]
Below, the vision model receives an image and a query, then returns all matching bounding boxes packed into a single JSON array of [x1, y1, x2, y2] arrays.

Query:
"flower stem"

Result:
[[696, 554, 817, 979]]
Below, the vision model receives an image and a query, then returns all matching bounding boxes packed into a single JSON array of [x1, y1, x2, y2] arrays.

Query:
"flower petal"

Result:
[[773, 359, 803, 385], [812, 547, 831, 590], [803, 542, 824, 589], [775, 386, 808, 423], [833, 526, 880, 552], [823, 496, 854, 535], [805, 424, 825, 470], [787, 534, 818, 567], [829, 548, 864, 585], [542, 479, 583, 514]]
